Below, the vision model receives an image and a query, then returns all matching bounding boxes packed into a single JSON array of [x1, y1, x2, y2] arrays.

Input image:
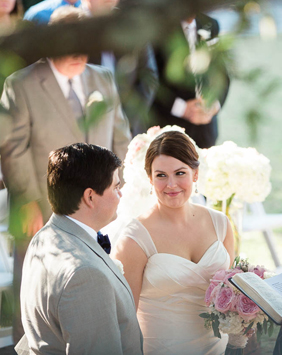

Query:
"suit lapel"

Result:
[[50, 214, 135, 305], [80, 67, 91, 103], [37, 59, 83, 141]]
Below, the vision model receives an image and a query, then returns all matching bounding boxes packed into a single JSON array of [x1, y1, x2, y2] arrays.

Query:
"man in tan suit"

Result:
[[0, 7, 131, 342], [15, 142, 143, 354]]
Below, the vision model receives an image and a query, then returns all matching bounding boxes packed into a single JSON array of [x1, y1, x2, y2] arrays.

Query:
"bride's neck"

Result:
[[156, 202, 194, 224]]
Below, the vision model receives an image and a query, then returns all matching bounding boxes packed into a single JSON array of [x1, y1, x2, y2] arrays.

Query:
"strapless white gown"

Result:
[[120, 207, 230, 355]]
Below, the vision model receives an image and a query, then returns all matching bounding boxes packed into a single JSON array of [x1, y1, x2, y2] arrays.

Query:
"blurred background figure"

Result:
[[0, 0, 23, 34], [152, 13, 229, 149], [23, 0, 80, 24], [83, 0, 158, 136]]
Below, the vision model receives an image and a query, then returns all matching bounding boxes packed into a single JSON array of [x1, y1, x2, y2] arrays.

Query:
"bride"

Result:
[[112, 130, 235, 355]]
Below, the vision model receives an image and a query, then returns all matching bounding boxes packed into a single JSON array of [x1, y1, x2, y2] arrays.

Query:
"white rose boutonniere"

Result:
[[81, 90, 108, 131], [87, 90, 104, 107], [197, 29, 211, 41], [113, 259, 124, 275]]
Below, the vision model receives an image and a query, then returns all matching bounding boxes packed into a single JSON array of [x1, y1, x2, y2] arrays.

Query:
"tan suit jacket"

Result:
[[15, 214, 143, 354], [1, 59, 131, 222]]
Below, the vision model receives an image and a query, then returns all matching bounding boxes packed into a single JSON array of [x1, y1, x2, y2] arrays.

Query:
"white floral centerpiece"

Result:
[[197, 141, 271, 254], [198, 141, 272, 204]]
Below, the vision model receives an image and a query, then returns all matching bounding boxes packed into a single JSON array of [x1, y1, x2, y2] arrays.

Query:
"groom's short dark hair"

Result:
[[47, 143, 122, 215]]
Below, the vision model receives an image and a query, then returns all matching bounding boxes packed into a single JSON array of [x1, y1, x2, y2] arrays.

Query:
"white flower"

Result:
[[228, 333, 249, 348], [198, 141, 272, 203], [198, 29, 211, 40], [87, 91, 104, 106], [188, 49, 211, 74], [112, 259, 124, 275], [218, 312, 244, 334]]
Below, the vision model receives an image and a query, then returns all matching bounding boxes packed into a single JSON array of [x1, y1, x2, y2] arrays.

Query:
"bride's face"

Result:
[[150, 154, 198, 209]]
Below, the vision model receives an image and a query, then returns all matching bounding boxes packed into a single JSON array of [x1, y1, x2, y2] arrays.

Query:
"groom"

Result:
[[15, 143, 143, 354]]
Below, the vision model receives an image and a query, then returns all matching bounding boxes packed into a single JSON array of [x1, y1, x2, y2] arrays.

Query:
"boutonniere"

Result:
[[112, 259, 125, 275], [79, 90, 108, 132], [87, 90, 104, 107], [197, 29, 211, 41]]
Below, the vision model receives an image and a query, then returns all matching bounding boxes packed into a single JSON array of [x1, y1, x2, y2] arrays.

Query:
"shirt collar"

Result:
[[48, 58, 69, 86], [47, 58, 82, 95], [66, 215, 98, 242], [181, 19, 196, 31]]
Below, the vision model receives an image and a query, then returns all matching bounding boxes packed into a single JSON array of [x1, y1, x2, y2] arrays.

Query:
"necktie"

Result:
[[97, 231, 111, 254], [67, 79, 83, 120]]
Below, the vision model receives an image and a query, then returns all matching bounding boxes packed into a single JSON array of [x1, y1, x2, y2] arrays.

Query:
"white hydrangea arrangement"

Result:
[[198, 141, 272, 203]]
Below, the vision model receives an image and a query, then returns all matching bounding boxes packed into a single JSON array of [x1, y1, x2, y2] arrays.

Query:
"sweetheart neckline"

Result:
[[148, 239, 222, 265], [133, 217, 224, 265]]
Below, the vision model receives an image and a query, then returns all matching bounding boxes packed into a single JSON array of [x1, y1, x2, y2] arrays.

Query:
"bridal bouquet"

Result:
[[200, 257, 275, 353]]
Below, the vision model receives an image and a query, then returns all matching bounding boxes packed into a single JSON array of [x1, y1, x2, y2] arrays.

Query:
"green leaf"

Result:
[[257, 322, 262, 341], [233, 256, 240, 268], [199, 313, 211, 319], [263, 319, 268, 334], [259, 78, 281, 98], [212, 316, 221, 339], [268, 320, 274, 337], [243, 321, 254, 335]]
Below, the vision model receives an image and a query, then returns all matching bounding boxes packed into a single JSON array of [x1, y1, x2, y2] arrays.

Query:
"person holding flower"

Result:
[[113, 130, 235, 354]]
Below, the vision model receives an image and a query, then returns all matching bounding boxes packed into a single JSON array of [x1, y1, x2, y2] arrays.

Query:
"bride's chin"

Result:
[[159, 199, 187, 209]]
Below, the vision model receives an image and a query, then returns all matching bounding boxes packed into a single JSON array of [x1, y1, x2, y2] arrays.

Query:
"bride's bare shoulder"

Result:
[[137, 205, 158, 226]]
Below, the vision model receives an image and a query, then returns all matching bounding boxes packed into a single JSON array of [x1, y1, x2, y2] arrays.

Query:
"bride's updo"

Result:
[[145, 131, 200, 177]]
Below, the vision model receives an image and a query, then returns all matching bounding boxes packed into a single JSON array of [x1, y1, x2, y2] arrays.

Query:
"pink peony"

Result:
[[147, 126, 161, 137], [236, 294, 260, 321], [211, 270, 227, 286], [229, 294, 239, 312], [224, 269, 244, 285], [248, 265, 266, 279], [205, 283, 217, 306], [214, 286, 236, 313]]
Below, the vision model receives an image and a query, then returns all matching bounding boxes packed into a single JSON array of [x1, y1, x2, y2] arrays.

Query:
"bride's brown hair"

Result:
[[145, 131, 200, 177]]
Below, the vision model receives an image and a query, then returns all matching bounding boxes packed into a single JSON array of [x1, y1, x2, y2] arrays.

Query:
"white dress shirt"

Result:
[[48, 59, 86, 108], [66, 215, 98, 242], [171, 19, 197, 118]]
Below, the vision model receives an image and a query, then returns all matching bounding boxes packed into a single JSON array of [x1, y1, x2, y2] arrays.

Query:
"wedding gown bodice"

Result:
[[121, 207, 230, 355]]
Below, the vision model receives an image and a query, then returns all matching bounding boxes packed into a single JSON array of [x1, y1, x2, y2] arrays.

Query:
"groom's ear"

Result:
[[82, 188, 97, 209]]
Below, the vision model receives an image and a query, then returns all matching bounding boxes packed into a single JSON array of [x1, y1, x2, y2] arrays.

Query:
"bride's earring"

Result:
[[150, 185, 153, 195], [194, 179, 198, 194]]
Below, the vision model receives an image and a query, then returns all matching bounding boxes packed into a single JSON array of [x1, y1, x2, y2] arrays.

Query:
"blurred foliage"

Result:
[[0, 0, 280, 142], [233, 67, 282, 142], [0, 288, 13, 327]]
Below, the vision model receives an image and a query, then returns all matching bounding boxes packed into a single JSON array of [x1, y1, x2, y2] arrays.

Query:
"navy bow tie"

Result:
[[97, 231, 111, 254]]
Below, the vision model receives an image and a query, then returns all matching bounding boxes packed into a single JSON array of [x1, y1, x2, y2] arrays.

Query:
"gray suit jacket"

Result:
[[15, 214, 143, 354], [0, 59, 131, 222]]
